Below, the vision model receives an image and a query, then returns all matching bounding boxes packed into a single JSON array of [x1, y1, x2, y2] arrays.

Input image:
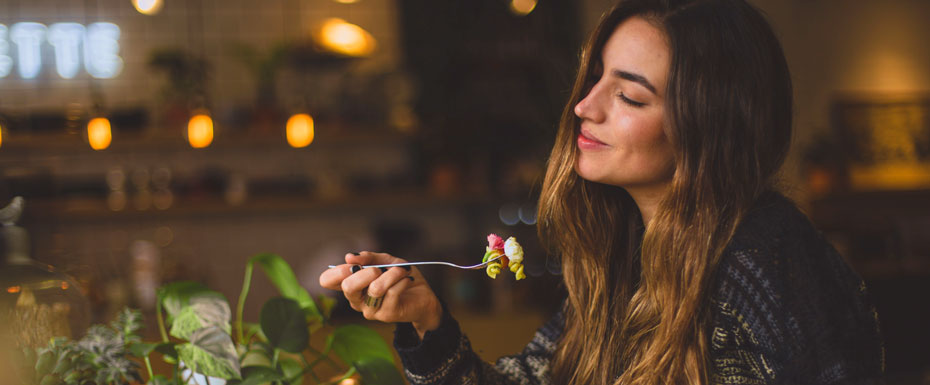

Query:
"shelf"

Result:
[[23, 189, 494, 223]]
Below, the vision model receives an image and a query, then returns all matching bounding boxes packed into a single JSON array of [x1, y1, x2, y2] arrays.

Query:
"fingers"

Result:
[[366, 266, 412, 298], [376, 274, 414, 320], [319, 253, 358, 290], [341, 267, 381, 312], [364, 271, 413, 321], [345, 251, 405, 266], [319, 251, 408, 291]]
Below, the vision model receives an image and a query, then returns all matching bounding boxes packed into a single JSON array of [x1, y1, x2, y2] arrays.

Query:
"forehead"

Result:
[[601, 17, 670, 91]]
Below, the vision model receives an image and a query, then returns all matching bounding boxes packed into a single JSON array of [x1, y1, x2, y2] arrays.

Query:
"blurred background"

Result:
[[0, 0, 927, 383]]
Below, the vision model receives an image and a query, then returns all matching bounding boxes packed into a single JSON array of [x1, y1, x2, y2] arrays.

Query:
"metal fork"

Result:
[[328, 255, 502, 270]]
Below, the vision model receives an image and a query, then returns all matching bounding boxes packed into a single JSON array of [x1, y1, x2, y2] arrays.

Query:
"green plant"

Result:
[[19, 253, 404, 385]]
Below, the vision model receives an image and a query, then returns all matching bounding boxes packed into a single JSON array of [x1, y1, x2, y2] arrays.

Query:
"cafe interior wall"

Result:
[[0, 0, 402, 112]]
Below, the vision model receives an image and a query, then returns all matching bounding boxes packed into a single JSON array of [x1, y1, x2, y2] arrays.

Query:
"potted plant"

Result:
[[10, 253, 404, 385]]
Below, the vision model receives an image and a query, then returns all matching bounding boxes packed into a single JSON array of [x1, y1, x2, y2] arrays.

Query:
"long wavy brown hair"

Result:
[[538, 0, 793, 383]]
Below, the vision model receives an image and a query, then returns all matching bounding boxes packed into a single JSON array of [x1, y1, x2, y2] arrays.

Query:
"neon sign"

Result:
[[0, 22, 123, 80]]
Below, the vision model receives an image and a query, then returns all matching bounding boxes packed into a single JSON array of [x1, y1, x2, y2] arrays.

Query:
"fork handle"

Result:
[[327, 261, 447, 269]]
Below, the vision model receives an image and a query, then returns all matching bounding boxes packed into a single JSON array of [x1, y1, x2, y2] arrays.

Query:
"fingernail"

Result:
[[407, 276, 415, 281], [350, 265, 361, 274], [379, 267, 388, 273], [401, 265, 412, 272]]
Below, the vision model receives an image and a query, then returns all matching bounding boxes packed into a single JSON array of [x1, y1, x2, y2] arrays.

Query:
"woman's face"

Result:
[[574, 17, 675, 193]]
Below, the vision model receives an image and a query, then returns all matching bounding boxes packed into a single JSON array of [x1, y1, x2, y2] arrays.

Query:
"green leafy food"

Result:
[[176, 327, 241, 380], [259, 297, 309, 353], [328, 325, 394, 366]]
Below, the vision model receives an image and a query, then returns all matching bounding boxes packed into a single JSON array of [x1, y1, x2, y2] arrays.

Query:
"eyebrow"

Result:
[[611, 69, 657, 95]]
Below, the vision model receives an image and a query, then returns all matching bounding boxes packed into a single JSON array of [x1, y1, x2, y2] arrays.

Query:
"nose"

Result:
[[574, 83, 606, 123]]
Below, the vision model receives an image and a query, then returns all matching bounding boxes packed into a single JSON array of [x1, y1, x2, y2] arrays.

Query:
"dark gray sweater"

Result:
[[394, 192, 885, 384]]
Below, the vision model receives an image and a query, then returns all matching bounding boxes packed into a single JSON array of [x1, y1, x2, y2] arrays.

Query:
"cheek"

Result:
[[626, 115, 675, 173]]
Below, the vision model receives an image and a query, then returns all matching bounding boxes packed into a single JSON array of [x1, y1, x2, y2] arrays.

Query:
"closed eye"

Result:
[[619, 92, 646, 107]]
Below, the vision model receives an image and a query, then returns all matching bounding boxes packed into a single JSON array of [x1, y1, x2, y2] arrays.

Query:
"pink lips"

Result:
[[577, 128, 608, 150]]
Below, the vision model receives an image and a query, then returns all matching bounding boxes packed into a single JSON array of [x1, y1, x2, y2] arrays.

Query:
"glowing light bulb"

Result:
[[87, 117, 112, 150], [316, 18, 376, 57], [0, 122, 4, 149], [510, 0, 537, 16], [286, 113, 314, 148], [187, 113, 213, 148], [132, 0, 164, 15]]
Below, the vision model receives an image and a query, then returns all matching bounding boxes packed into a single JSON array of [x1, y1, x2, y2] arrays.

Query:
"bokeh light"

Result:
[[87, 117, 112, 150], [132, 0, 164, 15], [187, 113, 213, 149], [315, 18, 376, 57], [510, 0, 537, 16], [286, 113, 315, 148]]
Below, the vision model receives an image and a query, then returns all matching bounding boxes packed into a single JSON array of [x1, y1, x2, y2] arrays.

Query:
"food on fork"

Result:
[[482, 233, 526, 280]]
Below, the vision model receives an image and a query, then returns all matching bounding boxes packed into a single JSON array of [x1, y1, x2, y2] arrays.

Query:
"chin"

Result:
[[573, 159, 610, 185]]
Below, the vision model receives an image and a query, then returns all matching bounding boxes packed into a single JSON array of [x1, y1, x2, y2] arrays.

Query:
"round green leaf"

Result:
[[328, 325, 394, 366], [259, 297, 309, 353], [354, 357, 404, 385], [238, 366, 283, 385], [249, 254, 322, 319], [128, 342, 158, 357]]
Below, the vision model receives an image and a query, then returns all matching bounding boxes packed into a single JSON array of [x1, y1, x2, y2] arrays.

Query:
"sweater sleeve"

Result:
[[709, 212, 885, 385], [393, 304, 562, 385]]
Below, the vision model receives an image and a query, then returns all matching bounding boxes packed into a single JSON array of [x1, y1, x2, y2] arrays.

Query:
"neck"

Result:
[[625, 183, 669, 227]]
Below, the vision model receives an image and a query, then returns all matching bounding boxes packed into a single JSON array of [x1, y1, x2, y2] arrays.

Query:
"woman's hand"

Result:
[[319, 251, 442, 339]]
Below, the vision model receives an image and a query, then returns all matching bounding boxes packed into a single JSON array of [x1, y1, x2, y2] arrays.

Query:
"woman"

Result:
[[319, 0, 885, 383]]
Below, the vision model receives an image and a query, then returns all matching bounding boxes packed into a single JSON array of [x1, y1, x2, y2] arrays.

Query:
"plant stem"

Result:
[[271, 348, 280, 370], [287, 362, 321, 384], [236, 261, 254, 345], [305, 345, 341, 371], [156, 300, 169, 343], [144, 355, 154, 382]]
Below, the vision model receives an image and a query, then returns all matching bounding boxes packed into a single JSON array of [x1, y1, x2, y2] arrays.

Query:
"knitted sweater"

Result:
[[393, 192, 885, 384]]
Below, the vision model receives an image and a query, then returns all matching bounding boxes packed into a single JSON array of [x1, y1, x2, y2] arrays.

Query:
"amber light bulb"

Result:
[[286, 113, 315, 148], [187, 113, 214, 148], [87, 117, 112, 150]]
